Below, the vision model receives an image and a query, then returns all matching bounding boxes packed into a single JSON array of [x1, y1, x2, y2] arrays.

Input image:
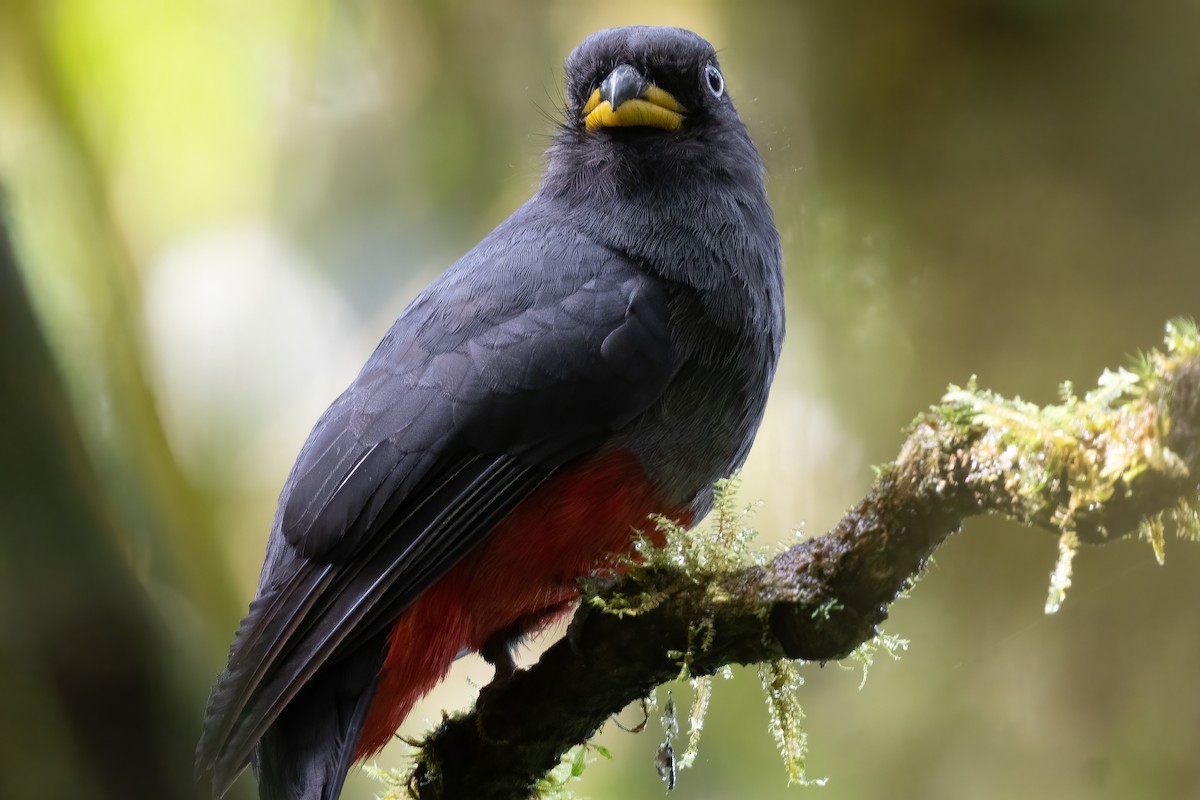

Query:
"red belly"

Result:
[[354, 449, 687, 759]]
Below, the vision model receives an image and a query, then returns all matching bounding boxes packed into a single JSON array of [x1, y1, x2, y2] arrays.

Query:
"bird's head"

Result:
[[568, 26, 720, 135], [538, 26, 778, 304], [544, 26, 764, 198]]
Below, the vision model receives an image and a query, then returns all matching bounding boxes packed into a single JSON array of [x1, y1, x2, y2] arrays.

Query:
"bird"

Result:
[[196, 25, 784, 800]]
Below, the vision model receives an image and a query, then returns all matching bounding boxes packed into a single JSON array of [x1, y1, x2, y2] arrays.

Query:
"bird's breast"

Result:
[[618, 284, 781, 518]]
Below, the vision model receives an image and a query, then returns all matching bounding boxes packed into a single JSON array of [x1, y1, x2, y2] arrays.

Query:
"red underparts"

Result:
[[354, 448, 688, 759]]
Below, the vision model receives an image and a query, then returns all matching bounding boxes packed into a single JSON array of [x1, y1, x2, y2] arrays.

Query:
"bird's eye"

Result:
[[704, 63, 724, 98]]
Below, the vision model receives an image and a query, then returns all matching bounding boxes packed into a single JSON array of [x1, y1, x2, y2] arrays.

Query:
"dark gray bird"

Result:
[[197, 25, 784, 800]]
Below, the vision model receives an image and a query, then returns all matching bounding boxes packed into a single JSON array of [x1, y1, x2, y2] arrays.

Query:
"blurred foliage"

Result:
[[1, 1, 1198, 799]]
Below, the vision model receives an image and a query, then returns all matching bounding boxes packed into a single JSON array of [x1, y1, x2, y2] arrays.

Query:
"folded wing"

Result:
[[197, 234, 678, 797]]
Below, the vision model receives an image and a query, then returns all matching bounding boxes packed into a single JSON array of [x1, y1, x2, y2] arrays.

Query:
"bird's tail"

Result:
[[252, 643, 383, 800]]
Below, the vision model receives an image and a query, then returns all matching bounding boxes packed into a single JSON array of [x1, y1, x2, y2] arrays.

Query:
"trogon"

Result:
[[197, 25, 785, 800]]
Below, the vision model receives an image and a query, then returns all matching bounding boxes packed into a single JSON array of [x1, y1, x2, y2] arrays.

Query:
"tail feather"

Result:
[[253, 639, 385, 800], [197, 560, 335, 790]]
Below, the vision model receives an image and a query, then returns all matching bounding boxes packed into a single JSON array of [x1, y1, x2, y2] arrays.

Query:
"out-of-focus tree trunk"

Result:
[[0, 205, 209, 799]]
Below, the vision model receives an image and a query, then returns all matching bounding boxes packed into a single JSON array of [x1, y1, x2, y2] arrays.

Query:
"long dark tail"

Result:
[[252, 643, 383, 800]]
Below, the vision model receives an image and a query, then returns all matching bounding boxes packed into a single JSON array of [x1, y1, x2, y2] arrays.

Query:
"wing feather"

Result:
[[198, 231, 681, 797], [209, 456, 545, 793]]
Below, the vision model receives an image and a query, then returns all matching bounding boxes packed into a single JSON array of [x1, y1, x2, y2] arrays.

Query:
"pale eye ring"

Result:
[[705, 63, 724, 98]]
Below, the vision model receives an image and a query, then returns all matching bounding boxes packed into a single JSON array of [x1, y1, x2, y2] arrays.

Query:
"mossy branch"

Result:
[[401, 320, 1200, 800]]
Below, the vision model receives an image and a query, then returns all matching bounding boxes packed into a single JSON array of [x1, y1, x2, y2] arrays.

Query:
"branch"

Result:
[[404, 321, 1200, 800]]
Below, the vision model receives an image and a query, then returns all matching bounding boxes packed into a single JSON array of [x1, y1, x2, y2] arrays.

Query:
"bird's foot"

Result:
[[480, 634, 520, 683]]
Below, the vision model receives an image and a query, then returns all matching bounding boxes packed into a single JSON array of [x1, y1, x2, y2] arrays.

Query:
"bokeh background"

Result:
[[2, 1, 1199, 798]]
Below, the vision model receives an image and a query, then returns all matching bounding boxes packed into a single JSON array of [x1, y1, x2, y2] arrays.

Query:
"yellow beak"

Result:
[[582, 65, 685, 132]]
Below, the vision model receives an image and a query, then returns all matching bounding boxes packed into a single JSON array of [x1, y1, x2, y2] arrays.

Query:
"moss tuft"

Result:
[[925, 319, 1200, 610], [846, 630, 910, 690], [759, 660, 825, 786]]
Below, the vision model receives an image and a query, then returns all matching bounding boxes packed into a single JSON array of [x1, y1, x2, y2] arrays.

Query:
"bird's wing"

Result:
[[197, 236, 679, 795]]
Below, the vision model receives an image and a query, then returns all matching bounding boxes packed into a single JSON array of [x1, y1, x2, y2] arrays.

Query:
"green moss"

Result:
[[1139, 512, 1167, 565], [811, 598, 843, 620], [530, 741, 612, 800], [587, 472, 763, 620], [364, 762, 410, 800], [929, 319, 1200, 611], [366, 739, 613, 800], [678, 676, 712, 770], [1164, 317, 1200, 356], [586, 474, 835, 788], [846, 630, 910, 690], [1044, 530, 1080, 615], [1170, 494, 1200, 542], [758, 660, 825, 787]]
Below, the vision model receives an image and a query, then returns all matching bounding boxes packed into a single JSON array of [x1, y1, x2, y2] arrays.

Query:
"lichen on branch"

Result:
[[383, 319, 1200, 800]]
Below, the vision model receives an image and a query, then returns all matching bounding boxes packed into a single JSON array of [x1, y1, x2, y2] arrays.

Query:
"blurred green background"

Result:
[[2, 1, 1198, 798]]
